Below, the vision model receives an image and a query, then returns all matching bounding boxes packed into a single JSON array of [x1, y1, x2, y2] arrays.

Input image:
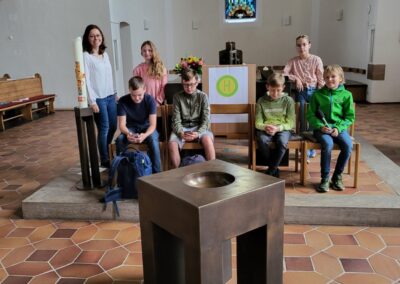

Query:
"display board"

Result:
[[202, 64, 256, 136]]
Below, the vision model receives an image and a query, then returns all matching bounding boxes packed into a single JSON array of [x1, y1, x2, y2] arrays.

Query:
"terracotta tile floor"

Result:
[[0, 104, 399, 283]]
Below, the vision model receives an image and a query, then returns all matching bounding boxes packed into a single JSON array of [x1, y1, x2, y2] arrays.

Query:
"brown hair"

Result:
[[324, 65, 345, 84], [296, 34, 311, 44], [82, 24, 107, 55], [267, 72, 285, 87], [141, 40, 166, 79], [181, 69, 199, 82], [128, 76, 145, 91]]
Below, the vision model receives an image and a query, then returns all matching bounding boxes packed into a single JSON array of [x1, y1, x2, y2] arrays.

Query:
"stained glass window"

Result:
[[225, 0, 256, 23]]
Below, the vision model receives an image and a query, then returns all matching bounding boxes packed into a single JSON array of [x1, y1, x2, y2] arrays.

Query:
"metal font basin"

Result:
[[183, 171, 235, 189]]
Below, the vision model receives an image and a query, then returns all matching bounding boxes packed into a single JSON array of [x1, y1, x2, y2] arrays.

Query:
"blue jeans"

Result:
[[115, 129, 162, 173], [313, 130, 353, 179], [257, 130, 291, 169], [296, 87, 316, 133], [94, 95, 117, 163], [296, 87, 316, 158]]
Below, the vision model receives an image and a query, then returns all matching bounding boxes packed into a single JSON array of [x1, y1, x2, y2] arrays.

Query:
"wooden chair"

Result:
[[108, 105, 168, 170], [165, 103, 253, 170], [210, 104, 253, 169], [250, 102, 305, 184], [302, 103, 360, 188]]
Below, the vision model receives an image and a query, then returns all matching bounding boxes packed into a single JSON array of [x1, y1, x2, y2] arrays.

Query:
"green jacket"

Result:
[[306, 85, 355, 133], [255, 92, 295, 132], [171, 89, 210, 134]]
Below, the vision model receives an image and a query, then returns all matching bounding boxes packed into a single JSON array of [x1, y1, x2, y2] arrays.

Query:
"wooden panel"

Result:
[[342, 67, 366, 75], [0, 75, 43, 102], [212, 122, 248, 137], [367, 64, 385, 80]]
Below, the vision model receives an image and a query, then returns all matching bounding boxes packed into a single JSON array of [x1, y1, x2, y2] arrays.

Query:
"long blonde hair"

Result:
[[141, 40, 165, 79]]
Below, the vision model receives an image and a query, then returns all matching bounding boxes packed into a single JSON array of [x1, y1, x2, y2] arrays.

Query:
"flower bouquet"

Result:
[[174, 56, 204, 75]]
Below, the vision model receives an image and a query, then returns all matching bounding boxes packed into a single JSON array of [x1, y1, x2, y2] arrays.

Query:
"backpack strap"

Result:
[[108, 155, 128, 185], [103, 155, 128, 217], [103, 185, 121, 217]]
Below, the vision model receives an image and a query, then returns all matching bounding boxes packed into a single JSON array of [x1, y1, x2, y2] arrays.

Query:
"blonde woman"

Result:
[[133, 41, 167, 105]]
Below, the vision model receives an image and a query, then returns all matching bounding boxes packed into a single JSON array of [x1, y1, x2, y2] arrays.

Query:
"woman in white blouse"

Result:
[[82, 24, 118, 168]]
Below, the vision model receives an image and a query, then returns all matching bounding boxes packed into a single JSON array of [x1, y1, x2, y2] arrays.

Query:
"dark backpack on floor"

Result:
[[103, 149, 152, 216]]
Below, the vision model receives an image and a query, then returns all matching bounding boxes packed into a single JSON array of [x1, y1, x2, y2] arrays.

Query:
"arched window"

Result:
[[225, 0, 256, 23]]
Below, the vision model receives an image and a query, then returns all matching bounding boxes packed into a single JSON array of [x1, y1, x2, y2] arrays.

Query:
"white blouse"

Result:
[[83, 51, 115, 105]]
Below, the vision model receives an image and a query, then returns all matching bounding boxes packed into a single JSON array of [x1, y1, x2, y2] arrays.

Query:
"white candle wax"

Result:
[[74, 36, 88, 108]]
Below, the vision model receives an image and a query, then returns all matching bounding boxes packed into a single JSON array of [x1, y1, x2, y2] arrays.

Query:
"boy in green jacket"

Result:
[[255, 72, 295, 177], [306, 65, 355, 192]]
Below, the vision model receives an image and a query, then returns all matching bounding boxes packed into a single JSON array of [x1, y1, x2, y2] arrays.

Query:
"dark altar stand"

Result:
[[74, 107, 103, 189]]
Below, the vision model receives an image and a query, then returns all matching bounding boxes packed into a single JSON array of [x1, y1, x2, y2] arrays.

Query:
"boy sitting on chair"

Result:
[[115, 76, 162, 173], [255, 72, 295, 178], [306, 65, 354, 192], [168, 69, 215, 168]]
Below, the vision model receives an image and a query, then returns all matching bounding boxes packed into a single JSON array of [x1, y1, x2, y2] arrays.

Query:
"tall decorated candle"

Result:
[[74, 37, 88, 108]]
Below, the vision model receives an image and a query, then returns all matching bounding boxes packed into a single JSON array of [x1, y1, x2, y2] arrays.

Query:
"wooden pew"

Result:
[[0, 73, 56, 131], [0, 74, 11, 81]]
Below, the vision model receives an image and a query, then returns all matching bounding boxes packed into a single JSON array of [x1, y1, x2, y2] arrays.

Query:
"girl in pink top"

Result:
[[284, 35, 324, 93], [133, 41, 167, 105], [284, 35, 324, 159]]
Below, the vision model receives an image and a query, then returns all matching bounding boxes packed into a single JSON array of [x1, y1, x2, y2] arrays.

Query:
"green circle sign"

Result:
[[216, 75, 238, 97]]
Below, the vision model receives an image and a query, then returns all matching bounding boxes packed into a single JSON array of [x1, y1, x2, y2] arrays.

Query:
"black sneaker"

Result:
[[100, 160, 110, 168], [331, 174, 345, 191], [317, 178, 330, 193], [265, 167, 280, 178]]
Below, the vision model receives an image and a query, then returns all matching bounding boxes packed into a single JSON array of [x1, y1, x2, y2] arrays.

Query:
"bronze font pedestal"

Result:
[[138, 159, 285, 284]]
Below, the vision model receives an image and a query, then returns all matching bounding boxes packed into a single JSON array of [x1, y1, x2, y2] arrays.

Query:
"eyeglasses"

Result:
[[182, 82, 197, 87], [296, 43, 309, 47]]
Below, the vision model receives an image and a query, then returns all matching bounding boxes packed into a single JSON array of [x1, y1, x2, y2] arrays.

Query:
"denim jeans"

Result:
[[313, 130, 353, 179], [296, 87, 316, 133], [94, 95, 117, 164], [257, 130, 291, 169], [115, 129, 162, 173]]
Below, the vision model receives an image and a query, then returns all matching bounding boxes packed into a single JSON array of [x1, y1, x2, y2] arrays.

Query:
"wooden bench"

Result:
[[0, 74, 11, 81], [0, 73, 56, 131]]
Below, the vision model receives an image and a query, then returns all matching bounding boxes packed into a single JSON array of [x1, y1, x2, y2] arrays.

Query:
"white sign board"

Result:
[[208, 66, 249, 123]]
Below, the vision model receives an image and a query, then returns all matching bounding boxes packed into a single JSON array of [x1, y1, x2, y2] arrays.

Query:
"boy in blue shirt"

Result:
[[116, 76, 162, 173]]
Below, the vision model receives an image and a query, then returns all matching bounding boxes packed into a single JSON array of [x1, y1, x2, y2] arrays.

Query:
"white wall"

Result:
[[316, 0, 400, 102], [109, 0, 168, 96], [367, 0, 400, 102], [0, 0, 111, 109], [109, 0, 314, 94], [1, 0, 399, 107], [317, 0, 370, 81]]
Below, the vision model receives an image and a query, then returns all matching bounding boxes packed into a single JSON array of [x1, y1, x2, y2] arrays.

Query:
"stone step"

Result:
[[22, 175, 139, 222]]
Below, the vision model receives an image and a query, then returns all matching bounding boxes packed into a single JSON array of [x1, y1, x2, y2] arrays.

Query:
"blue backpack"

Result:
[[104, 149, 152, 216], [180, 154, 206, 167]]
